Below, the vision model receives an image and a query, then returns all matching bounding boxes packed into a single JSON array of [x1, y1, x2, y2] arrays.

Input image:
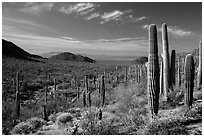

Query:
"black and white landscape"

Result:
[[2, 2, 202, 135]]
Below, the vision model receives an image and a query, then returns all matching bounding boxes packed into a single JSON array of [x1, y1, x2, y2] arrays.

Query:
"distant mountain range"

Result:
[[2, 39, 95, 63], [2, 39, 46, 61], [40, 52, 140, 61]]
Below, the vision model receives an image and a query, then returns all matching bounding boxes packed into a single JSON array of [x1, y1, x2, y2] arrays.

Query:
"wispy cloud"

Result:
[[59, 3, 97, 16], [98, 10, 148, 24], [143, 24, 194, 38], [19, 3, 54, 15], [84, 12, 101, 20], [58, 3, 147, 25]]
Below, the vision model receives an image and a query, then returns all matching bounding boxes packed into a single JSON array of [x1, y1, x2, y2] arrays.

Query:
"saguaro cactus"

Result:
[[43, 86, 48, 121], [125, 66, 128, 86], [162, 23, 170, 101], [177, 57, 181, 87], [184, 54, 195, 109], [15, 71, 20, 119], [197, 41, 202, 89], [101, 75, 105, 107], [147, 24, 160, 116], [160, 60, 164, 95], [83, 91, 86, 108], [170, 50, 176, 87]]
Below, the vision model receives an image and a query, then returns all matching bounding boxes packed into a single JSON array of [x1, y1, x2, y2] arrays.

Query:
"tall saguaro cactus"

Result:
[[184, 54, 195, 109], [15, 71, 20, 119], [170, 50, 176, 87], [147, 24, 160, 116], [101, 75, 105, 107], [197, 41, 202, 89], [125, 66, 128, 86], [177, 57, 181, 87], [162, 23, 170, 101]]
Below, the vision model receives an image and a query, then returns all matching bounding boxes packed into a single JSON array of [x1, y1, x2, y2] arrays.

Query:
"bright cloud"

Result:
[[19, 3, 54, 15], [59, 3, 96, 16]]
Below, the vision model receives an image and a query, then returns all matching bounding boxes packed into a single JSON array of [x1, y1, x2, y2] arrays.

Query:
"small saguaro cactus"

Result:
[[184, 54, 195, 109], [147, 24, 160, 116], [125, 66, 128, 85], [83, 91, 86, 108], [43, 86, 48, 121], [101, 75, 105, 107], [197, 41, 202, 90], [15, 71, 20, 119], [170, 49, 176, 87], [177, 57, 181, 87], [162, 23, 170, 101]]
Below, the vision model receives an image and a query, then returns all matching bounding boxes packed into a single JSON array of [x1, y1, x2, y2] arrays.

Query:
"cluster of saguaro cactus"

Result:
[[162, 23, 170, 101], [197, 41, 202, 89], [170, 50, 176, 87], [147, 24, 160, 116], [15, 71, 20, 119], [184, 54, 195, 109]]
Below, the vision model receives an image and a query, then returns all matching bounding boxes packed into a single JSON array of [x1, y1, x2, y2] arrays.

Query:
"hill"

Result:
[[131, 56, 148, 64], [2, 39, 46, 61], [49, 52, 96, 63]]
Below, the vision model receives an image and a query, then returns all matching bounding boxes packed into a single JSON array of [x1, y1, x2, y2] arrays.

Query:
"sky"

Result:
[[2, 2, 202, 56]]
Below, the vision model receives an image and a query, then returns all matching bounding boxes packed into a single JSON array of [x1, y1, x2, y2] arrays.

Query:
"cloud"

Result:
[[143, 24, 194, 37], [100, 10, 124, 24], [84, 37, 148, 46], [84, 12, 100, 20], [59, 3, 97, 16], [19, 3, 54, 15]]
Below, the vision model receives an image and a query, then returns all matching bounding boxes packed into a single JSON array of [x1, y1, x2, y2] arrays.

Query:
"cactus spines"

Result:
[[148, 24, 160, 116], [170, 50, 176, 87], [197, 41, 202, 89], [15, 71, 20, 119], [177, 57, 181, 87], [160, 60, 164, 95], [162, 23, 170, 101], [184, 54, 195, 109], [101, 75, 105, 107]]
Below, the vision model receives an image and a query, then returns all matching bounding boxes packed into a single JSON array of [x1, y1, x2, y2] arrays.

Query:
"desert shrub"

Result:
[[160, 86, 184, 109], [144, 117, 188, 135], [10, 117, 46, 135], [56, 113, 73, 125]]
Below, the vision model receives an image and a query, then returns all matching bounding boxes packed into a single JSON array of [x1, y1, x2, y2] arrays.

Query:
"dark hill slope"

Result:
[[2, 39, 46, 61], [49, 52, 96, 63]]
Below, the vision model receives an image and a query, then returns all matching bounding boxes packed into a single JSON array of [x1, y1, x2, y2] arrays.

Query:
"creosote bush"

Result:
[[10, 117, 46, 135]]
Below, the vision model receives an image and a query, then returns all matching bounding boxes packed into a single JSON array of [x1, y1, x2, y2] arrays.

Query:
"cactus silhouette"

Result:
[[184, 54, 195, 109], [170, 50, 176, 87], [162, 23, 170, 101], [83, 91, 86, 108], [15, 71, 20, 119], [197, 41, 202, 90], [147, 24, 160, 116], [177, 57, 181, 87]]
